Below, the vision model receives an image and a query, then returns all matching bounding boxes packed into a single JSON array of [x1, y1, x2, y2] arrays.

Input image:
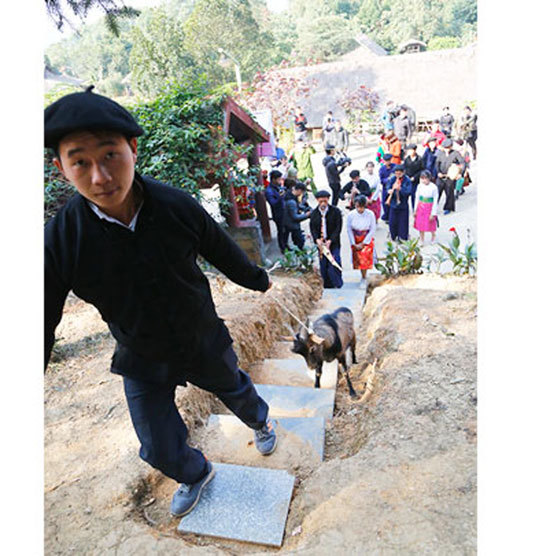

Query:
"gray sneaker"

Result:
[[170, 460, 215, 517], [254, 418, 277, 455]]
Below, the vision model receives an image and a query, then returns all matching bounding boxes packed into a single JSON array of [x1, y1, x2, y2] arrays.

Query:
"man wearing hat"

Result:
[[265, 169, 287, 252], [435, 138, 464, 214], [385, 165, 413, 241], [422, 136, 439, 183], [44, 87, 278, 518], [440, 106, 455, 138], [379, 153, 396, 222], [310, 190, 343, 289], [322, 144, 350, 207], [403, 144, 424, 210]]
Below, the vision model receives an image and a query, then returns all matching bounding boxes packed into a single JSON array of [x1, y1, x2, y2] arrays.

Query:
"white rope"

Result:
[[265, 291, 313, 333]]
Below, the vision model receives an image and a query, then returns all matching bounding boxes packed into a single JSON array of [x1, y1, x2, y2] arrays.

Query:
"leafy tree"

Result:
[[183, 0, 272, 86], [129, 7, 197, 98], [294, 14, 357, 63], [45, 0, 139, 35], [427, 36, 461, 51]]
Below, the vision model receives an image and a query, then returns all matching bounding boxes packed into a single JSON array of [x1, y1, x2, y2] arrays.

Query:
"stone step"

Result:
[[255, 383, 335, 420], [204, 414, 325, 462], [250, 358, 337, 389], [178, 462, 295, 547]]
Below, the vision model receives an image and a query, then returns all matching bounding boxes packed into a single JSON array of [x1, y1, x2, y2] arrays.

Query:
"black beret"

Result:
[[383, 153, 393, 161], [427, 136, 438, 143], [44, 85, 144, 150], [394, 164, 405, 171], [349, 170, 360, 178], [406, 143, 417, 150], [325, 144, 335, 150], [270, 169, 282, 180], [315, 190, 332, 199], [441, 138, 453, 148]]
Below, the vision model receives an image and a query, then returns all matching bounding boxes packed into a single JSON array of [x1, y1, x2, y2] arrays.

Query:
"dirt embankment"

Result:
[[282, 274, 477, 555], [45, 272, 477, 554], [44, 271, 321, 555]]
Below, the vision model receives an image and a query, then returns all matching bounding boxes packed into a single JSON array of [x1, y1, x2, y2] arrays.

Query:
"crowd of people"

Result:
[[263, 102, 478, 291]]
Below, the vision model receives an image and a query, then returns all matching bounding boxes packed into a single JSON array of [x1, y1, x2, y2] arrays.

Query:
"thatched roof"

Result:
[[398, 39, 427, 53], [278, 44, 476, 128]]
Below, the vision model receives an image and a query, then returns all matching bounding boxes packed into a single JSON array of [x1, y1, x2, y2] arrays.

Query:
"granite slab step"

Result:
[[250, 358, 337, 389], [255, 383, 335, 420], [204, 414, 325, 462], [178, 462, 295, 547]]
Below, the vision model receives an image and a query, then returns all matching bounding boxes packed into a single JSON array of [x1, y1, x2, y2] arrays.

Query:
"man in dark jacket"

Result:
[[386, 165, 413, 241], [265, 169, 286, 252], [340, 169, 371, 210], [435, 138, 464, 214], [283, 180, 311, 250], [44, 87, 277, 519], [322, 145, 350, 206], [379, 153, 396, 222], [393, 106, 410, 148], [440, 106, 455, 138], [403, 144, 424, 210], [310, 190, 343, 288]]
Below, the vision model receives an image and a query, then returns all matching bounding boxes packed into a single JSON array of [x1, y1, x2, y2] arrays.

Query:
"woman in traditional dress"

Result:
[[347, 195, 377, 288], [413, 170, 439, 244], [364, 161, 382, 222]]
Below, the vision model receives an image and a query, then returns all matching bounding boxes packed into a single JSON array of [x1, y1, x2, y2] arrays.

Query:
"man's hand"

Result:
[[438, 172, 445, 178], [326, 239, 332, 248]]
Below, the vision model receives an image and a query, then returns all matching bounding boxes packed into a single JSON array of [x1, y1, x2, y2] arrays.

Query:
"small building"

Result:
[[398, 39, 427, 55]]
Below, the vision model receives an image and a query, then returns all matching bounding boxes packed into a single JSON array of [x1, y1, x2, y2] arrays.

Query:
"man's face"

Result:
[[366, 164, 374, 174], [317, 197, 329, 209], [275, 177, 284, 186], [407, 148, 416, 157], [395, 170, 404, 180], [54, 131, 137, 214], [384, 159, 392, 167], [352, 176, 360, 183]]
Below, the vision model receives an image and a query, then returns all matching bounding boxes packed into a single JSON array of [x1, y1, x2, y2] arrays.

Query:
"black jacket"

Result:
[[339, 179, 371, 200], [322, 155, 346, 185], [435, 149, 464, 178], [283, 192, 310, 231], [404, 155, 424, 186], [310, 206, 342, 249], [45, 174, 269, 382]]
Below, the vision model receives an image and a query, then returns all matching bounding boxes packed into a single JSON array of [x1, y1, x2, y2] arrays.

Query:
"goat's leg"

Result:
[[314, 364, 322, 388], [340, 355, 357, 398]]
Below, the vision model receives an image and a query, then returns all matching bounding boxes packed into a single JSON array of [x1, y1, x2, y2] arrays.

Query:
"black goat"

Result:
[[291, 307, 357, 397]]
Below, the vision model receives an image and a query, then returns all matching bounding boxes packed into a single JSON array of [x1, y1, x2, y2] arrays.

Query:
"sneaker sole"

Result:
[[170, 467, 216, 518]]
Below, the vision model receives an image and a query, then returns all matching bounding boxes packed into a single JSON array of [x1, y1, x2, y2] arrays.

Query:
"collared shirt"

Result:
[[319, 205, 329, 239], [87, 200, 143, 232]]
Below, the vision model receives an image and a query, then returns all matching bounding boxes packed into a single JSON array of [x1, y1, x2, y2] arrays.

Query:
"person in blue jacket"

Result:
[[265, 169, 286, 253], [379, 153, 396, 222], [422, 136, 439, 182], [386, 165, 413, 241]]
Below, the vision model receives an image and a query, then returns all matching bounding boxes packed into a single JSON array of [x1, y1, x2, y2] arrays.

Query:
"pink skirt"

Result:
[[414, 201, 437, 232], [368, 197, 381, 221]]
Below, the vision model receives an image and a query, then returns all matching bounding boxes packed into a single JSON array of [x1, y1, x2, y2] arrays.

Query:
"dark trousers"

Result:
[[381, 187, 390, 221], [283, 227, 305, 250], [274, 217, 286, 253], [410, 182, 418, 210], [437, 178, 456, 212], [467, 131, 477, 160], [123, 346, 268, 485], [319, 246, 343, 288], [328, 183, 340, 206], [389, 207, 409, 241]]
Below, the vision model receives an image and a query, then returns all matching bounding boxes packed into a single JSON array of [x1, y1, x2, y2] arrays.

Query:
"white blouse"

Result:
[[414, 181, 439, 217], [364, 171, 382, 201], [347, 208, 376, 246]]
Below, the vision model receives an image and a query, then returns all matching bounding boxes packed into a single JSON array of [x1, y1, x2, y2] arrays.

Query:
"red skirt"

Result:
[[351, 230, 374, 270], [368, 198, 381, 221]]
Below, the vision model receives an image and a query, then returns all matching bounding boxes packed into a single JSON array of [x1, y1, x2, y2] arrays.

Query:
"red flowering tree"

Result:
[[234, 61, 317, 132], [338, 85, 381, 145]]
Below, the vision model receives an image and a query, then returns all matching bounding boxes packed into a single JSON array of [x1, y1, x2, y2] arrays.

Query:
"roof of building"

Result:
[[275, 44, 476, 128]]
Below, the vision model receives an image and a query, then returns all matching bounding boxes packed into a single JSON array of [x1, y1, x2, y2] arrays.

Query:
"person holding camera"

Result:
[[322, 144, 350, 207]]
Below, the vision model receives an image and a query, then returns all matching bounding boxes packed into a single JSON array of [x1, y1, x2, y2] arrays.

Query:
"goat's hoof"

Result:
[[349, 390, 358, 399]]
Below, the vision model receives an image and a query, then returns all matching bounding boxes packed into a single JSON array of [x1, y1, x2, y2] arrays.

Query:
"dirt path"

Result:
[[45, 270, 476, 554]]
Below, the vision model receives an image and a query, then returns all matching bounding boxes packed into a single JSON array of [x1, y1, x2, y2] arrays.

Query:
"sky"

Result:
[[45, 0, 289, 47]]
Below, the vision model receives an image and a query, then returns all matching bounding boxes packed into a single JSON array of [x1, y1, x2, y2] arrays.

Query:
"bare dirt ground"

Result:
[[45, 272, 476, 554]]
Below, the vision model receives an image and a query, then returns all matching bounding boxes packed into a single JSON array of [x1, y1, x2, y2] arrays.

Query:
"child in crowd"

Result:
[[413, 170, 439, 244]]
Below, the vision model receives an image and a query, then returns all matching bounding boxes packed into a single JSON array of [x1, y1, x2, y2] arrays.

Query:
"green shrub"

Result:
[[374, 238, 423, 277], [276, 246, 318, 274]]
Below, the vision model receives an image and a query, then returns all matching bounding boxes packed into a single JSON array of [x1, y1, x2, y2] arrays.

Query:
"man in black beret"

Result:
[[322, 144, 350, 207], [386, 165, 413, 241], [309, 190, 343, 288], [44, 87, 278, 519]]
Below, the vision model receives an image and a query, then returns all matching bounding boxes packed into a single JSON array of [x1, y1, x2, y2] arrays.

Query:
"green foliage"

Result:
[[427, 36, 461, 51], [183, 0, 272, 86], [294, 14, 358, 63], [129, 7, 197, 98], [374, 238, 423, 277], [428, 228, 477, 275], [44, 83, 82, 107], [44, 151, 75, 222], [277, 246, 318, 274], [129, 81, 259, 202]]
